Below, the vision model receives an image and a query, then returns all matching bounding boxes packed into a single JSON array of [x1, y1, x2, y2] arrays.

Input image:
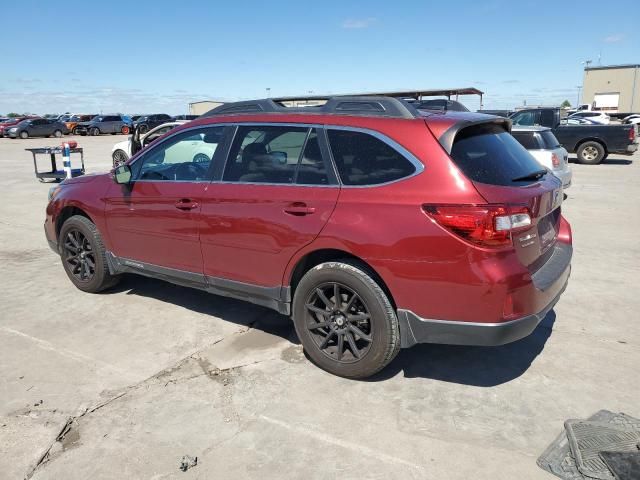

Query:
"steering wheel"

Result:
[[174, 162, 207, 181]]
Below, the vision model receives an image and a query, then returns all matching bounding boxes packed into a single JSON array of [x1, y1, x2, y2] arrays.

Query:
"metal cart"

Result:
[[25, 146, 85, 182]]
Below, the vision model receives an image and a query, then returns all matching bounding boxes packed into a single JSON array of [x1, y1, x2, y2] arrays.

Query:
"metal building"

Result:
[[189, 100, 224, 116], [582, 64, 640, 115]]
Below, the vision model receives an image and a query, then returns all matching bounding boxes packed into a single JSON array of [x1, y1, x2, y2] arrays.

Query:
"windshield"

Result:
[[450, 124, 545, 186], [92, 116, 104, 122]]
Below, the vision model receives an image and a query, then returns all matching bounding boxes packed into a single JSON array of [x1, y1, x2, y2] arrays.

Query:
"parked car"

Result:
[[512, 127, 572, 189], [74, 115, 130, 136], [565, 118, 598, 125], [0, 116, 38, 137], [172, 114, 199, 121], [64, 115, 96, 135], [5, 118, 68, 139], [622, 114, 640, 125], [567, 111, 610, 125], [111, 121, 188, 166], [132, 114, 173, 134], [510, 108, 637, 164], [45, 96, 572, 378]]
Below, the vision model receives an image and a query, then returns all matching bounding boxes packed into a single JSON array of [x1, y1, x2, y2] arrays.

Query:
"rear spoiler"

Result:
[[438, 117, 512, 154]]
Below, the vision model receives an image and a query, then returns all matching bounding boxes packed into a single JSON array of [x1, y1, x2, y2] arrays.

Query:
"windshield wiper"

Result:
[[512, 169, 547, 182]]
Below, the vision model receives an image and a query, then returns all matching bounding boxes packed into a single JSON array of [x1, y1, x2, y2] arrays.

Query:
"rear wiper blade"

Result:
[[512, 169, 547, 182]]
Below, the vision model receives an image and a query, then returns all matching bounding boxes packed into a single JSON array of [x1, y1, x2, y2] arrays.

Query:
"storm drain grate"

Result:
[[537, 411, 640, 480]]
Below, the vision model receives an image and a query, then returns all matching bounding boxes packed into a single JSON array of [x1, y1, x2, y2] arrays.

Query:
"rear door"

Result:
[[199, 124, 339, 288], [449, 123, 563, 268]]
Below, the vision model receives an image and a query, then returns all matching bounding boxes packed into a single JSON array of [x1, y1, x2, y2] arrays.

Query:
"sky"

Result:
[[1, 0, 638, 115]]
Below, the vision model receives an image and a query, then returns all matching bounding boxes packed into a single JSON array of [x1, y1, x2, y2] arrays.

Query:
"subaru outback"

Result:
[[44, 97, 572, 378]]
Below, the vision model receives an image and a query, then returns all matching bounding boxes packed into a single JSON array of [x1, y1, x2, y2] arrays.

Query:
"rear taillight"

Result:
[[630, 127, 636, 142], [423, 204, 532, 248], [551, 153, 560, 168]]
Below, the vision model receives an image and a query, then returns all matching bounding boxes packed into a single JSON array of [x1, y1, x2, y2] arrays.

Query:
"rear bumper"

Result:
[[397, 242, 572, 348], [627, 144, 638, 154], [553, 168, 572, 189]]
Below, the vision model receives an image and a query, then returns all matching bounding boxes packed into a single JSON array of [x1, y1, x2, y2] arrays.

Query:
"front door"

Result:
[[200, 125, 340, 288], [104, 125, 227, 273]]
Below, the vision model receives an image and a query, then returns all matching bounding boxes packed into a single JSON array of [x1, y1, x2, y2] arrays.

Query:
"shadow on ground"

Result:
[[109, 274, 556, 387], [368, 311, 557, 386], [108, 274, 298, 344], [569, 156, 632, 166]]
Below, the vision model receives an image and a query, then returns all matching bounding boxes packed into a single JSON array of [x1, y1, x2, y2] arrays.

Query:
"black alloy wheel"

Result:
[[62, 229, 96, 282], [305, 282, 373, 363]]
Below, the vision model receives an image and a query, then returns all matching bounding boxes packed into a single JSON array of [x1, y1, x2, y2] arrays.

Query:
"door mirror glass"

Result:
[[114, 164, 132, 184]]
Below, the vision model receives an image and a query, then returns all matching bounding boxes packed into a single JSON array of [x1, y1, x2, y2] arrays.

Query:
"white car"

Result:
[[112, 121, 187, 166], [567, 111, 610, 125], [511, 126, 572, 189], [622, 114, 640, 125]]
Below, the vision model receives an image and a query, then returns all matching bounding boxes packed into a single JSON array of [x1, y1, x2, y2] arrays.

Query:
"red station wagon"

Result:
[[45, 97, 572, 378]]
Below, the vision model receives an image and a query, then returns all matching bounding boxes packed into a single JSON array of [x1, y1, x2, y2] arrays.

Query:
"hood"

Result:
[[61, 172, 110, 186]]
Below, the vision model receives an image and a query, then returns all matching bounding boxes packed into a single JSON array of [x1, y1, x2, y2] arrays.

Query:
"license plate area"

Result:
[[538, 208, 560, 252]]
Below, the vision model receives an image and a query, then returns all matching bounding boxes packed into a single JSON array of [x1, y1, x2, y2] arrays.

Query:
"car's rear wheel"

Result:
[[577, 141, 605, 165], [292, 260, 400, 378], [112, 149, 129, 168], [19, 131, 28, 139], [59, 215, 120, 293], [138, 125, 148, 134], [53, 130, 62, 138], [90, 127, 100, 136], [72, 127, 80, 135]]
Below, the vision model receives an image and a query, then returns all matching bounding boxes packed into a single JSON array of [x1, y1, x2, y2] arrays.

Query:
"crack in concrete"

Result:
[[22, 322, 277, 479]]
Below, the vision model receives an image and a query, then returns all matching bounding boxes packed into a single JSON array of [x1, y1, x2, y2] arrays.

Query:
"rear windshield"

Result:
[[450, 124, 545, 186], [540, 130, 561, 149]]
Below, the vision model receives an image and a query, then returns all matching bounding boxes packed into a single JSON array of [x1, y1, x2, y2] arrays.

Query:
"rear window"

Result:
[[512, 132, 540, 149], [540, 130, 561, 149], [450, 124, 544, 186]]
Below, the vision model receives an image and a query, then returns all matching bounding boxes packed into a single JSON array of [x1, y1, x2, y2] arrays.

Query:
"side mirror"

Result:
[[113, 164, 132, 184]]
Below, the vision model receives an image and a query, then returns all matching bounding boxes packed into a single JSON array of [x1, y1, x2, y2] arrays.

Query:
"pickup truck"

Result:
[[509, 108, 637, 164]]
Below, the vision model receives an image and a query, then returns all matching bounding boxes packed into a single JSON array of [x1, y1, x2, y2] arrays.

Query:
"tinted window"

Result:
[[132, 126, 224, 181], [296, 130, 329, 185], [223, 126, 308, 184], [512, 132, 540, 150], [540, 130, 561, 149], [539, 110, 556, 126], [450, 124, 545, 186], [327, 129, 416, 186]]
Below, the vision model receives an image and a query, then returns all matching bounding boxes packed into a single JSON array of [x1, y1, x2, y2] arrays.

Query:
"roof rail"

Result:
[[201, 96, 421, 119]]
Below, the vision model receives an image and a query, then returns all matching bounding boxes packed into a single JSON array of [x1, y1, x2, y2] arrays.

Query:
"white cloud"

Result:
[[604, 33, 624, 43], [342, 17, 377, 29]]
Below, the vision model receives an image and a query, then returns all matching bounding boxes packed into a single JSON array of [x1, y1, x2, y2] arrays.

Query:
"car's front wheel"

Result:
[[19, 131, 28, 139], [53, 129, 62, 138], [59, 215, 120, 293], [292, 260, 400, 378], [90, 127, 100, 136]]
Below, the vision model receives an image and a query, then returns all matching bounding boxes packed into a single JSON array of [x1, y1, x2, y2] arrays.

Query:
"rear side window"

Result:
[[327, 130, 416, 186], [512, 132, 540, 150], [540, 130, 561, 149], [450, 124, 544, 186], [224, 126, 308, 184]]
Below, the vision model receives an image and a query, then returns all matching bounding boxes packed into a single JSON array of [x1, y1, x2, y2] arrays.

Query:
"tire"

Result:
[[59, 215, 120, 293], [121, 125, 130, 135], [577, 141, 605, 165], [138, 124, 148, 134], [19, 131, 28, 139], [53, 130, 62, 138], [90, 127, 100, 136], [72, 127, 80, 135], [112, 149, 129, 168], [292, 260, 400, 379]]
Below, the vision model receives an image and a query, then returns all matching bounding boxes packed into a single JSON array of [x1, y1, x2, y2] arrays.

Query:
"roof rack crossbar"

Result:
[[201, 96, 420, 119]]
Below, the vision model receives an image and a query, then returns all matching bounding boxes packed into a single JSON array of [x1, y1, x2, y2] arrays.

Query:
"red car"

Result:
[[44, 97, 572, 378], [0, 116, 38, 137]]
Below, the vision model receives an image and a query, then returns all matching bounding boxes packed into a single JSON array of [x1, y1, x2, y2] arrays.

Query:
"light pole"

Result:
[[576, 85, 582, 108], [266, 87, 271, 98]]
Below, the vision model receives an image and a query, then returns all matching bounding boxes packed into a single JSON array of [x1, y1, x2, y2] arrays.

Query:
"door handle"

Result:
[[283, 202, 316, 216], [175, 199, 199, 211]]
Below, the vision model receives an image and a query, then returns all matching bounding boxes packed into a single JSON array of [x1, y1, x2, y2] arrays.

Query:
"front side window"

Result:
[[223, 126, 307, 184], [132, 126, 224, 181], [327, 129, 416, 186]]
